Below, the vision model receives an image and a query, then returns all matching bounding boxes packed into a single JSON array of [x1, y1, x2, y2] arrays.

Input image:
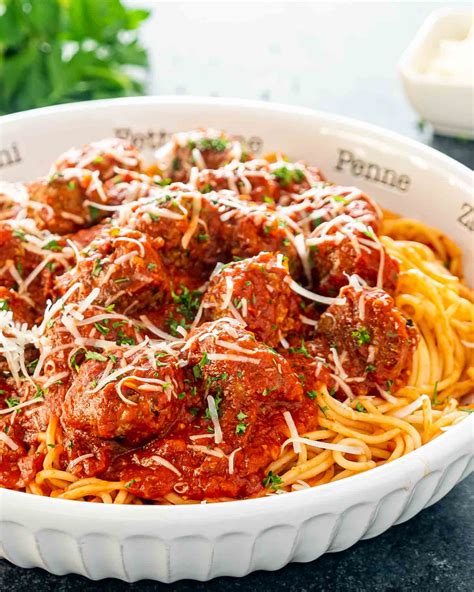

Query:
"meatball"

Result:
[[0, 221, 71, 308], [202, 252, 304, 347], [52, 138, 143, 181], [0, 287, 37, 326], [194, 160, 280, 202], [61, 348, 185, 446], [40, 302, 146, 414], [287, 183, 382, 236], [0, 379, 47, 490], [316, 284, 418, 396], [219, 202, 300, 274], [118, 187, 230, 277], [104, 320, 318, 500], [55, 228, 170, 314], [27, 169, 109, 234], [0, 181, 30, 221], [308, 217, 399, 296], [268, 161, 325, 202], [156, 129, 244, 183]]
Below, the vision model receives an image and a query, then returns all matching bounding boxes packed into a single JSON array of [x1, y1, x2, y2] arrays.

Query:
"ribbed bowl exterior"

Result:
[[1, 418, 472, 582]]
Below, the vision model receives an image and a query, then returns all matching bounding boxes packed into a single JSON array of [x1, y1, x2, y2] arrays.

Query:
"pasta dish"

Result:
[[0, 129, 472, 505]]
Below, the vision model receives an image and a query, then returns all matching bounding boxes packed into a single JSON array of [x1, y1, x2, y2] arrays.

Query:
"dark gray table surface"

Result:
[[1, 1, 473, 590]]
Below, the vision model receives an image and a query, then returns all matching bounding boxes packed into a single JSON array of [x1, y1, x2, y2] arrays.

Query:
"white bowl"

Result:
[[0, 97, 473, 582], [399, 7, 474, 139]]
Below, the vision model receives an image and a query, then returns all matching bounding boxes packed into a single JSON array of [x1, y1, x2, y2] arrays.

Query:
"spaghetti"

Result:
[[0, 131, 472, 504]]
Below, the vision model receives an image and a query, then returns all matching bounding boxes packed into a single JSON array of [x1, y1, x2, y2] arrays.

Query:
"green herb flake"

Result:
[[235, 422, 247, 435], [12, 229, 27, 242], [85, 351, 108, 362], [263, 471, 283, 490], [351, 327, 371, 346], [92, 259, 103, 277], [43, 239, 63, 252], [94, 321, 110, 335], [199, 138, 229, 152]]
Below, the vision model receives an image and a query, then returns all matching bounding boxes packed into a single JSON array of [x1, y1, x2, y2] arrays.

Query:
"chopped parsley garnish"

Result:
[[147, 263, 157, 271], [34, 385, 45, 398], [92, 259, 103, 277], [333, 195, 348, 204], [177, 392, 186, 400], [67, 181, 76, 190], [199, 138, 228, 152], [114, 277, 129, 285], [94, 321, 109, 335], [351, 327, 371, 346], [116, 331, 135, 346], [318, 405, 329, 418], [69, 349, 85, 372], [355, 402, 367, 413], [306, 390, 318, 400], [263, 471, 283, 490], [365, 363, 376, 373], [5, 397, 20, 408], [197, 233, 209, 242], [171, 285, 202, 323], [237, 410, 247, 421], [12, 229, 27, 241], [125, 479, 136, 488], [235, 422, 247, 435], [43, 239, 63, 252], [156, 178, 172, 187], [0, 299, 9, 311], [362, 228, 375, 239], [88, 205, 100, 222], [200, 184, 212, 194], [85, 351, 108, 362], [289, 340, 311, 358], [193, 352, 210, 379], [172, 157, 181, 171], [273, 166, 304, 187]]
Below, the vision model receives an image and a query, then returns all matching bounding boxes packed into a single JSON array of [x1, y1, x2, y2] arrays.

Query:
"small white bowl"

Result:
[[399, 8, 474, 139], [0, 97, 473, 582]]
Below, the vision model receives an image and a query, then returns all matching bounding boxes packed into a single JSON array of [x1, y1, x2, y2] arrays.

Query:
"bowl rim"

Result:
[[0, 95, 471, 179], [0, 95, 472, 519]]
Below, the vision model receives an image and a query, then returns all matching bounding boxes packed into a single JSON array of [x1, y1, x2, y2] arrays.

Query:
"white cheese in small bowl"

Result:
[[422, 24, 473, 85], [399, 9, 474, 138]]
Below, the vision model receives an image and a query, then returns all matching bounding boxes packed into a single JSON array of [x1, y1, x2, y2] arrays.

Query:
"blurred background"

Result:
[[0, 0, 472, 165]]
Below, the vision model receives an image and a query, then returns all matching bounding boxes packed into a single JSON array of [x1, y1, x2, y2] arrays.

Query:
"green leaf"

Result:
[[0, 0, 150, 114]]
